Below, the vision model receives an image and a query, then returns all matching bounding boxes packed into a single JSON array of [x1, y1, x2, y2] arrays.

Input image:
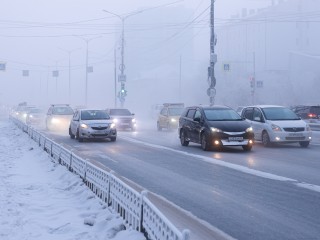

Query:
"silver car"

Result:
[[69, 109, 117, 142]]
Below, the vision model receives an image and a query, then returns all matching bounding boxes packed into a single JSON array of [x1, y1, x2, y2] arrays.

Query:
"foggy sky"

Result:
[[0, 0, 271, 109]]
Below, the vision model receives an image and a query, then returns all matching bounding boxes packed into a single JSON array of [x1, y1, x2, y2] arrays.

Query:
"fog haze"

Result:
[[1, 0, 316, 116]]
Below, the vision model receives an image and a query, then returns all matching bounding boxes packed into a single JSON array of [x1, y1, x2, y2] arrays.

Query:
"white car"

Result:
[[241, 105, 312, 147], [69, 109, 117, 142]]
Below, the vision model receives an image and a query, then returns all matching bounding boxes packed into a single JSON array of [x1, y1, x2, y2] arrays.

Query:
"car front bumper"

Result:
[[79, 128, 117, 139]]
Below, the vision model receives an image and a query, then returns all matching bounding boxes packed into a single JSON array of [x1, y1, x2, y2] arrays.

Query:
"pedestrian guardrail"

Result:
[[10, 116, 190, 240]]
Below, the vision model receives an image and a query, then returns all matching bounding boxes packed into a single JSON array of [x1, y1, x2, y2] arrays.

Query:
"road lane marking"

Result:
[[96, 153, 118, 163], [120, 136, 320, 193]]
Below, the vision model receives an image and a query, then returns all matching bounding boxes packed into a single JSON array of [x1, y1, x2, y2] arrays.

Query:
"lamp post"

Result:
[[103, 10, 144, 107], [77, 36, 101, 107], [59, 48, 80, 104]]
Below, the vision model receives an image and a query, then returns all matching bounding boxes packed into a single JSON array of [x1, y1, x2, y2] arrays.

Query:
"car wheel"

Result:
[[299, 141, 309, 148], [242, 145, 252, 151], [201, 133, 210, 151], [180, 130, 189, 146], [76, 129, 83, 142], [69, 128, 75, 139], [157, 122, 162, 131], [262, 131, 271, 147], [110, 137, 116, 142]]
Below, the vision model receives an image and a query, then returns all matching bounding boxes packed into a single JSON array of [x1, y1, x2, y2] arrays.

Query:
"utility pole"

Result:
[[114, 47, 117, 107], [77, 36, 101, 107], [252, 52, 256, 104], [179, 55, 182, 102], [59, 48, 80, 104], [207, 0, 217, 106]]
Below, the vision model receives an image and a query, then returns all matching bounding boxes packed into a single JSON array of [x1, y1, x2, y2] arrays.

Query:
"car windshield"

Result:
[[29, 109, 43, 114], [109, 109, 131, 116], [262, 107, 300, 120], [204, 109, 242, 121], [168, 108, 184, 116], [52, 106, 74, 115], [81, 110, 110, 120]]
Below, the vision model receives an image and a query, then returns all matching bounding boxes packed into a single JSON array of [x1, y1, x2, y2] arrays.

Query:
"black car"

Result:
[[178, 105, 254, 151], [105, 108, 136, 131], [291, 105, 320, 123]]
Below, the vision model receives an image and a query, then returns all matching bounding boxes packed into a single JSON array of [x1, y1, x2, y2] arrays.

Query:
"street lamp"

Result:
[[103, 10, 144, 107], [77, 36, 101, 107], [59, 47, 80, 104]]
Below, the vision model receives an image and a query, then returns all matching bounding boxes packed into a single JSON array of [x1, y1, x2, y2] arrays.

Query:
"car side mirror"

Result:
[[194, 117, 201, 122]]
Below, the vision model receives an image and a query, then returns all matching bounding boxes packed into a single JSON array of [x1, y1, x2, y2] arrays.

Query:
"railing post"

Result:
[[182, 229, 191, 240], [140, 190, 148, 233]]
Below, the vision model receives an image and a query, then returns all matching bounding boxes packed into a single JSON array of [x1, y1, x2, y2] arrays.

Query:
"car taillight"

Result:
[[308, 113, 317, 118]]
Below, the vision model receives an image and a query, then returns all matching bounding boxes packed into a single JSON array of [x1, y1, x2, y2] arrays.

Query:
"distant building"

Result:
[[215, 0, 320, 106]]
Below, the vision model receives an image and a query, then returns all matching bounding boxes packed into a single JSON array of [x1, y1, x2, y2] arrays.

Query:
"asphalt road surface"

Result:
[[44, 123, 320, 240]]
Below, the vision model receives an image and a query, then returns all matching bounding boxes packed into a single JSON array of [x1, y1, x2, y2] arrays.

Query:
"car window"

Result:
[[109, 109, 131, 116], [204, 108, 242, 121], [168, 108, 184, 116], [261, 107, 300, 120], [194, 110, 202, 120], [73, 111, 79, 120], [81, 110, 110, 120], [243, 108, 253, 120], [52, 106, 74, 115], [160, 108, 167, 115], [253, 108, 263, 122], [186, 109, 196, 119]]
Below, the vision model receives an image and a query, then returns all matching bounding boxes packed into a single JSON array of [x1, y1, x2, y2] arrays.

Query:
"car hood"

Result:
[[52, 115, 73, 120], [207, 120, 251, 132], [110, 115, 133, 119], [266, 119, 307, 128], [81, 119, 113, 126]]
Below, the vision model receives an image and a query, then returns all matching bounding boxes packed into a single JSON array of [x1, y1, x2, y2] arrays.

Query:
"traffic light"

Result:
[[120, 85, 127, 97]]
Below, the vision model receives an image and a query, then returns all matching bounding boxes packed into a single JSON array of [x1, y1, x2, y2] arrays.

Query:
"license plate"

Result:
[[120, 123, 129, 126], [288, 133, 303, 137], [229, 137, 243, 141]]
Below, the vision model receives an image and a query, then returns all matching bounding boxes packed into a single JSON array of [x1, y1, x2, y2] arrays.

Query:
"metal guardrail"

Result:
[[10, 116, 190, 240]]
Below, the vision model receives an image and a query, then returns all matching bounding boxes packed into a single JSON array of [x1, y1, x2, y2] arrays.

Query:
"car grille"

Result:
[[92, 133, 109, 137], [283, 127, 304, 132], [285, 137, 306, 141], [92, 126, 108, 130], [118, 119, 131, 123]]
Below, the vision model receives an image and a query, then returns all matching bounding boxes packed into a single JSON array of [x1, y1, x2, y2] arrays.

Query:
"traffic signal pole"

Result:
[[207, 0, 217, 106]]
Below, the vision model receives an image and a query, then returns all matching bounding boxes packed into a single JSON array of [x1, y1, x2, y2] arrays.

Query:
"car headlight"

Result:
[[23, 113, 27, 118], [271, 124, 282, 131], [132, 118, 136, 123], [170, 118, 177, 122], [51, 118, 60, 124], [80, 123, 88, 129], [29, 115, 34, 118], [113, 118, 118, 123], [211, 127, 222, 133], [110, 123, 116, 129], [246, 127, 253, 133]]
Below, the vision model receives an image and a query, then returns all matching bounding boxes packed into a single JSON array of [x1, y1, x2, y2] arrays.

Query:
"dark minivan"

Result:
[[179, 105, 254, 151]]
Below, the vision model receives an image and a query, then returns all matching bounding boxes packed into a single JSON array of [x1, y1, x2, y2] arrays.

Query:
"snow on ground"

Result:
[[0, 119, 145, 240]]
